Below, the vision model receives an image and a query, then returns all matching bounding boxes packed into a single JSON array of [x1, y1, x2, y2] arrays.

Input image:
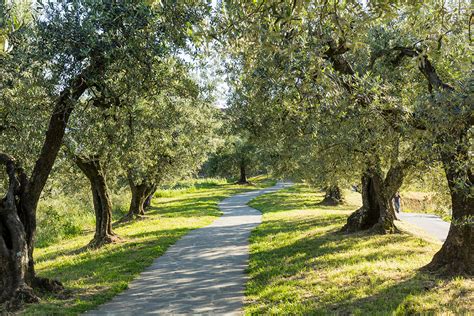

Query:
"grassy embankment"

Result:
[[18, 177, 275, 315], [246, 185, 473, 315], [399, 171, 452, 221], [400, 191, 451, 221]]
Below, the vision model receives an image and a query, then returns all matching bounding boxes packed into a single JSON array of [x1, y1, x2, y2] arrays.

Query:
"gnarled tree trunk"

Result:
[[0, 59, 101, 308], [320, 185, 344, 205], [341, 173, 381, 232], [342, 164, 404, 234], [0, 155, 38, 309], [74, 156, 119, 248], [121, 178, 155, 221], [0, 95, 76, 307], [426, 144, 473, 275]]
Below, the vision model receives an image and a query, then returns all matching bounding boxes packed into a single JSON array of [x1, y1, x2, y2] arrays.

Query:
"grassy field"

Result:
[[19, 177, 275, 315], [246, 185, 473, 315]]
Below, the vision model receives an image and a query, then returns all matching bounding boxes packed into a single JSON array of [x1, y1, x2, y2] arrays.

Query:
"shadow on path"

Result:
[[86, 182, 292, 315]]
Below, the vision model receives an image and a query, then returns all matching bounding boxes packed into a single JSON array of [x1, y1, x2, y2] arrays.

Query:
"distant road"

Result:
[[398, 212, 450, 242]]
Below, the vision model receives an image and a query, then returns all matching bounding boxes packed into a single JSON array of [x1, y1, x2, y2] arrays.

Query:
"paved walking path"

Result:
[[398, 211, 450, 242], [87, 182, 291, 315]]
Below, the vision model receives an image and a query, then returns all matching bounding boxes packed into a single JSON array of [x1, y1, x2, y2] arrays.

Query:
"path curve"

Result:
[[398, 212, 450, 242], [87, 181, 291, 315]]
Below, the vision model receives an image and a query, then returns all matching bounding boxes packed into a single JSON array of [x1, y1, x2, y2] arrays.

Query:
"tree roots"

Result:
[[87, 234, 122, 249]]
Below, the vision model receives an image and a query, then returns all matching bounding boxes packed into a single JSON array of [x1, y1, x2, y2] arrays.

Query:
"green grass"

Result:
[[36, 191, 131, 247], [246, 185, 473, 315], [20, 177, 275, 315]]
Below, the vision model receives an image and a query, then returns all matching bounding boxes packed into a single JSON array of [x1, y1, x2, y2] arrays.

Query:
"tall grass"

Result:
[[36, 191, 130, 248], [35, 178, 233, 248], [154, 177, 230, 198]]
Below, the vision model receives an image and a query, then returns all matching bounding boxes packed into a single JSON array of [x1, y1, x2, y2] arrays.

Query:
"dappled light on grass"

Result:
[[24, 178, 275, 315], [246, 185, 473, 315], [32, 219, 204, 314]]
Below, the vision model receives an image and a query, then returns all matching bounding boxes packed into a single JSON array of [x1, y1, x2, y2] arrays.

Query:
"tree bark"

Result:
[[237, 161, 249, 184], [0, 155, 39, 309], [143, 185, 157, 209], [426, 145, 473, 275], [121, 178, 155, 221], [342, 164, 404, 234], [320, 185, 344, 205], [341, 173, 381, 232], [130, 183, 147, 217], [74, 156, 119, 248]]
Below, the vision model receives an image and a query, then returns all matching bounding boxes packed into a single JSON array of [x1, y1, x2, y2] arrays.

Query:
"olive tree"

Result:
[[204, 133, 260, 184], [119, 67, 220, 220], [217, 0, 472, 273], [0, 0, 210, 308], [64, 59, 210, 245], [64, 103, 124, 248]]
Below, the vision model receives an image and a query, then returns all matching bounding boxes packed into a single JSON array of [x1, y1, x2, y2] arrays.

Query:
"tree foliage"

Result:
[[217, 0, 472, 274], [0, 0, 216, 308]]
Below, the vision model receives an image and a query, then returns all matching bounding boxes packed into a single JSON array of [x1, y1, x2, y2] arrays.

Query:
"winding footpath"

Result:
[[87, 182, 291, 315]]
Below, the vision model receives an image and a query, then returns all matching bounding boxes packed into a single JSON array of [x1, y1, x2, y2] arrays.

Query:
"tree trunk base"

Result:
[[341, 207, 398, 234], [319, 196, 344, 206], [87, 234, 121, 249], [320, 186, 344, 206], [424, 259, 473, 276], [2, 277, 65, 311], [235, 180, 252, 185], [340, 207, 373, 233], [32, 276, 64, 293], [423, 226, 473, 276], [369, 221, 399, 235], [118, 213, 146, 223], [3, 285, 39, 312]]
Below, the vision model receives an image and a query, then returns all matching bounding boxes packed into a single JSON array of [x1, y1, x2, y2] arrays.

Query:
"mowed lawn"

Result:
[[22, 177, 275, 315], [246, 185, 473, 315]]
